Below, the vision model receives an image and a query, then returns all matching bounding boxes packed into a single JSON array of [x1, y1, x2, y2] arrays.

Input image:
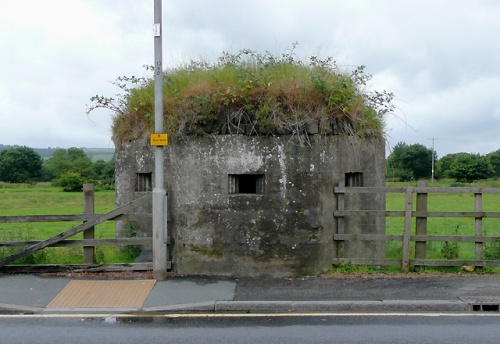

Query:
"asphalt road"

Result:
[[2, 314, 500, 344]]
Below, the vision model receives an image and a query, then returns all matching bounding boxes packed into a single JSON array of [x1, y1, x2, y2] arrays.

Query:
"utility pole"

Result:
[[429, 138, 437, 184], [152, 0, 167, 280]]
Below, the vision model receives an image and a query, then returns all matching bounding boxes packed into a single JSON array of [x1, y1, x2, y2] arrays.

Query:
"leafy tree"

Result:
[[486, 149, 500, 177], [39, 164, 55, 182], [404, 144, 435, 180], [448, 153, 494, 182], [44, 147, 98, 190], [387, 142, 410, 181], [67, 147, 88, 161], [93, 160, 108, 177], [438, 153, 457, 179], [437, 153, 469, 179], [43, 149, 72, 179], [0, 147, 43, 183], [45, 147, 97, 181], [53, 172, 84, 192], [387, 142, 435, 181], [93, 159, 115, 186]]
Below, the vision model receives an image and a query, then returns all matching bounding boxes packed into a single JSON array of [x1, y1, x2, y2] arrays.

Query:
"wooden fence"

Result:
[[333, 181, 500, 272], [0, 184, 153, 272]]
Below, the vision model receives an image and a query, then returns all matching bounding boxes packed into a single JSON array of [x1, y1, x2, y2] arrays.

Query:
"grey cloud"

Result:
[[1, 0, 500, 156]]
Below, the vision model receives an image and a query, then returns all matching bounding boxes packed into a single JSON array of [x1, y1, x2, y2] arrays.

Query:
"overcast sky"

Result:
[[1, 0, 499, 158]]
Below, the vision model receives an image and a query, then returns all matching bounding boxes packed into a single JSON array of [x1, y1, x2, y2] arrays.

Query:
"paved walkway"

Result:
[[1, 274, 500, 314]]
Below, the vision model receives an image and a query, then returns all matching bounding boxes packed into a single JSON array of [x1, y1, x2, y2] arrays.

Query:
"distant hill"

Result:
[[0, 145, 115, 162], [81, 148, 115, 162]]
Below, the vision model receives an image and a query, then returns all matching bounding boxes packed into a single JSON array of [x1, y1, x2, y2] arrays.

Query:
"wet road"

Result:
[[2, 314, 500, 343]]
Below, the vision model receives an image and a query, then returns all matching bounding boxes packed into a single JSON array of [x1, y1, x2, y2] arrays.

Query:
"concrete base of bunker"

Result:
[[115, 135, 386, 277]]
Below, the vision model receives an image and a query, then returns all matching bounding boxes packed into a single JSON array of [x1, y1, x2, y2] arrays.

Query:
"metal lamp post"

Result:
[[152, 0, 167, 280]]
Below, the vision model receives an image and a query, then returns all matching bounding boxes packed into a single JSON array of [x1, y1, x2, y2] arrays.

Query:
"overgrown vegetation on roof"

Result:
[[87, 43, 394, 144]]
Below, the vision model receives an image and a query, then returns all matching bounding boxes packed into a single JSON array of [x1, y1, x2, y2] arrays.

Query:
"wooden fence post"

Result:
[[401, 187, 413, 273], [475, 192, 483, 268], [415, 180, 428, 272], [83, 184, 95, 264]]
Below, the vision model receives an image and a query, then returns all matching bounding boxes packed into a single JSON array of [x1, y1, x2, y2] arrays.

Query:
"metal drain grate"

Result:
[[460, 296, 500, 312]]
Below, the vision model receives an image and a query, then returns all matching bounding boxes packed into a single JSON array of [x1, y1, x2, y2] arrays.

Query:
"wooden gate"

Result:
[[0, 185, 154, 272]]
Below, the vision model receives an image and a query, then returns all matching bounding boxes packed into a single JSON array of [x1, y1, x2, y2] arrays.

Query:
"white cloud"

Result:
[[0, 0, 499, 158]]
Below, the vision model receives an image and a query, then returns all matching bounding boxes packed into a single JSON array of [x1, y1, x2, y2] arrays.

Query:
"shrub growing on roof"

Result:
[[88, 44, 394, 144]]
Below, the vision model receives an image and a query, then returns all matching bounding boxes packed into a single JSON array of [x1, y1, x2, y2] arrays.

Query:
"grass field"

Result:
[[2, 181, 500, 271], [0, 183, 135, 265], [384, 180, 500, 273], [387, 192, 500, 260]]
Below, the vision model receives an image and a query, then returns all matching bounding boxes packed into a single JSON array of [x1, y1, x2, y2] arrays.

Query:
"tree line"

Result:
[[387, 142, 500, 183], [0, 146, 114, 191], [2, 142, 499, 189]]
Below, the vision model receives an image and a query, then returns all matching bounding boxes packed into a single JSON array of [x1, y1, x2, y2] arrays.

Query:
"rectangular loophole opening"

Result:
[[136, 172, 152, 192], [345, 172, 363, 187], [229, 174, 264, 194], [473, 304, 500, 312]]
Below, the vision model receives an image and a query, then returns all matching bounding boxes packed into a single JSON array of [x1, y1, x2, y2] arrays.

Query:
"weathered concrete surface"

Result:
[[115, 135, 385, 277]]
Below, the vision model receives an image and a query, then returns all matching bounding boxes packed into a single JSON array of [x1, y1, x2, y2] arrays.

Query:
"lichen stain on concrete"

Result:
[[115, 135, 386, 277], [276, 143, 287, 200]]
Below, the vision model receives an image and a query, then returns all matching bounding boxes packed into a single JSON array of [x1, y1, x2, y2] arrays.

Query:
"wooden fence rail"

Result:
[[0, 184, 153, 272], [333, 181, 500, 272]]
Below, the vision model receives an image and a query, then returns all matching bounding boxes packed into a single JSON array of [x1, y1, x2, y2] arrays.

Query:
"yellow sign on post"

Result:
[[150, 133, 168, 146]]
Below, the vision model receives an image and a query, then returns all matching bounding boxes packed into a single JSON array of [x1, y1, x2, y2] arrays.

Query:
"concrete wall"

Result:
[[115, 135, 386, 277]]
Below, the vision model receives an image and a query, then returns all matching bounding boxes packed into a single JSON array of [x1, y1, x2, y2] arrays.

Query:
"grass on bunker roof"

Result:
[[88, 44, 394, 144]]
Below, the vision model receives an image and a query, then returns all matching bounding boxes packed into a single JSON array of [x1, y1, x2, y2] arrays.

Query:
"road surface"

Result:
[[2, 314, 500, 343]]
